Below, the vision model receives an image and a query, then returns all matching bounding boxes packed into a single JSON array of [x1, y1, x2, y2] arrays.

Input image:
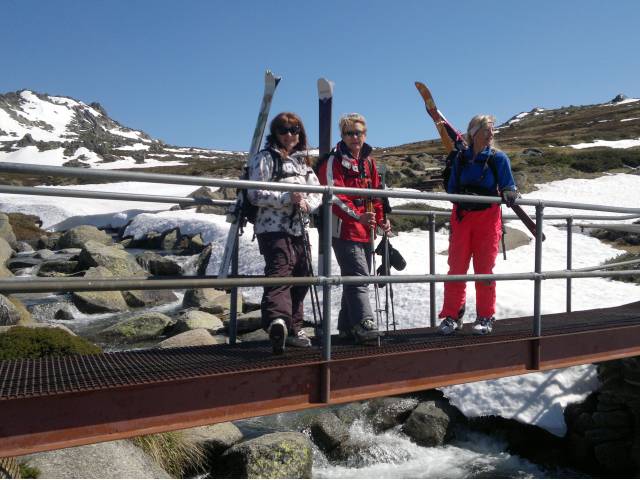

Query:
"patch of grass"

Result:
[[20, 462, 41, 478], [0, 327, 102, 360], [132, 431, 206, 478]]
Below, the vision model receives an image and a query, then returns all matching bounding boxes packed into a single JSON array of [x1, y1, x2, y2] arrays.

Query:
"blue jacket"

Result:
[[447, 146, 516, 195]]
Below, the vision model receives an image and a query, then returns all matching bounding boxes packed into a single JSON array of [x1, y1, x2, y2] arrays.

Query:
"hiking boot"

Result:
[[286, 329, 312, 348], [438, 316, 462, 335], [268, 318, 287, 354], [350, 318, 379, 344], [472, 316, 495, 335]]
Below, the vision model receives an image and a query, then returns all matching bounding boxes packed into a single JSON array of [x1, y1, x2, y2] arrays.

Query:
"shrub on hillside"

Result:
[[389, 203, 449, 232], [0, 327, 102, 360], [603, 253, 640, 284]]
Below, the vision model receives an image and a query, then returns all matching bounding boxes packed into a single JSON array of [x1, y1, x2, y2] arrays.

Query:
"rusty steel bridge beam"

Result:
[[2, 321, 640, 458]]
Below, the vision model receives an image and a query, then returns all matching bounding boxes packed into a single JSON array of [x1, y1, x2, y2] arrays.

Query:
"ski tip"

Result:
[[265, 69, 282, 86], [317, 78, 335, 98]]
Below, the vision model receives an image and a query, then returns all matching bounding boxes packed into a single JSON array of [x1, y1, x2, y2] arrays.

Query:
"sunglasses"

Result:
[[276, 125, 301, 135], [342, 130, 365, 137]]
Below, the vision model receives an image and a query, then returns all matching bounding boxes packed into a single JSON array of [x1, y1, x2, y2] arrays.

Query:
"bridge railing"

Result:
[[1, 162, 640, 380]]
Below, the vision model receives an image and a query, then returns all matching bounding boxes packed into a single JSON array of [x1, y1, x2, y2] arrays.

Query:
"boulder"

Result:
[[136, 251, 182, 276], [29, 301, 75, 322], [0, 213, 17, 246], [239, 329, 268, 342], [56, 225, 113, 249], [72, 266, 129, 314], [0, 294, 33, 326], [6, 256, 41, 272], [224, 309, 262, 334], [18, 439, 170, 478], [37, 259, 79, 276], [160, 228, 179, 250], [333, 402, 367, 425], [172, 309, 224, 334], [183, 288, 237, 315], [365, 396, 419, 433], [121, 289, 178, 308], [500, 226, 531, 252], [195, 244, 212, 275], [0, 237, 14, 277], [309, 411, 350, 453], [156, 329, 225, 349], [78, 240, 146, 276], [34, 248, 55, 259], [98, 311, 174, 343], [402, 400, 456, 447], [186, 422, 244, 462], [218, 432, 312, 479]]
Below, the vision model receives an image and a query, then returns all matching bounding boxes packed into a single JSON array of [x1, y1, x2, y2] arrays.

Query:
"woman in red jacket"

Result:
[[318, 113, 391, 344]]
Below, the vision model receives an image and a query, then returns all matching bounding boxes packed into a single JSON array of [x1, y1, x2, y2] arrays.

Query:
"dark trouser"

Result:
[[332, 237, 373, 331], [257, 232, 310, 335]]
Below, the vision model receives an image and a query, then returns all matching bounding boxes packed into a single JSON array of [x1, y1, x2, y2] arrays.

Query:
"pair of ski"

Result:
[[414, 82, 543, 240]]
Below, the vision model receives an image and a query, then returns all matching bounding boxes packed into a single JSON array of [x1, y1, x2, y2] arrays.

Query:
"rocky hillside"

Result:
[[376, 94, 640, 192], [1, 89, 639, 192], [0, 90, 245, 186]]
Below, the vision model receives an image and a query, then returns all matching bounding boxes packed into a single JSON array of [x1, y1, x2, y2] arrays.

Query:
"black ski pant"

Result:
[[257, 232, 310, 335]]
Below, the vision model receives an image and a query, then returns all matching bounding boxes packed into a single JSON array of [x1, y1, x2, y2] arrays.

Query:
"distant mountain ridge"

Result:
[[0, 90, 245, 184]]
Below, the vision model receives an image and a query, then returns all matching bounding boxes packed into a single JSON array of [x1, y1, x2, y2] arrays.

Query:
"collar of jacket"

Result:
[[336, 140, 372, 161], [265, 146, 308, 163], [464, 145, 493, 162]]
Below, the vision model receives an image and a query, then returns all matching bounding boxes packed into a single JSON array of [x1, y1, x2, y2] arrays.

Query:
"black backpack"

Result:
[[239, 150, 285, 224], [446, 148, 500, 211]]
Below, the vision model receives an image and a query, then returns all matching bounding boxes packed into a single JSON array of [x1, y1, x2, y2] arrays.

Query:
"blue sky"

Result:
[[2, 0, 639, 151]]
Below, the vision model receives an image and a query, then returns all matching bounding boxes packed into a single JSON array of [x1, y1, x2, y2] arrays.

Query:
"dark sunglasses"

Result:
[[276, 125, 301, 135], [342, 130, 365, 137]]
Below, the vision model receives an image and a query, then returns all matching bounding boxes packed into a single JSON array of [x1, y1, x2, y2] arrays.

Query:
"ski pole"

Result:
[[366, 193, 382, 346], [500, 206, 507, 260], [297, 208, 323, 335]]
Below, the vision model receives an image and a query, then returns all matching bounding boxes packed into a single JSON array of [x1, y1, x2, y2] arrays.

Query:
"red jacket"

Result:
[[317, 141, 384, 243]]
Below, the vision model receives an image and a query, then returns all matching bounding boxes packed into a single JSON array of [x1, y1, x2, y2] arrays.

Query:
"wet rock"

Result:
[[195, 244, 212, 275], [78, 240, 146, 276], [171, 309, 224, 334], [333, 402, 367, 425], [29, 301, 75, 322], [14, 241, 34, 252], [72, 266, 129, 313], [402, 400, 455, 447], [56, 225, 113, 249], [121, 289, 178, 308], [157, 329, 224, 349], [37, 259, 79, 276], [136, 251, 182, 276], [217, 432, 312, 479], [98, 311, 174, 343], [365, 396, 419, 432], [6, 256, 41, 272], [309, 411, 350, 453], [34, 248, 55, 259], [0, 237, 14, 277], [594, 440, 634, 475], [37, 233, 61, 250]]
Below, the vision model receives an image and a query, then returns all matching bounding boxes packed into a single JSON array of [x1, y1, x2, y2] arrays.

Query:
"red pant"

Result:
[[439, 204, 502, 319]]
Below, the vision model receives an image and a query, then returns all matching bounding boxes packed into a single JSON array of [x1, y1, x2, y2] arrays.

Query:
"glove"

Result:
[[502, 189, 520, 208]]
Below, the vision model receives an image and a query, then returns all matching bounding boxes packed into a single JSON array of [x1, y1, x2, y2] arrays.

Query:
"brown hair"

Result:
[[265, 112, 308, 155]]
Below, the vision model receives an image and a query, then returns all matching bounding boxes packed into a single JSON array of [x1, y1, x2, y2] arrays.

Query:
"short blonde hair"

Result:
[[339, 113, 367, 134], [467, 114, 496, 144]]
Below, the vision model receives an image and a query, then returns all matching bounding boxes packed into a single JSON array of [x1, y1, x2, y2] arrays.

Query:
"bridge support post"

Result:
[[533, 204, 545, 337], [566, 216, 573, 313], [320, 191, 333, 403], [428, 213, 436, 328]]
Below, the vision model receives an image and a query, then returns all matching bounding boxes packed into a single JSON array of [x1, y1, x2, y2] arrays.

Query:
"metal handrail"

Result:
[[1, 161, 640, 389]]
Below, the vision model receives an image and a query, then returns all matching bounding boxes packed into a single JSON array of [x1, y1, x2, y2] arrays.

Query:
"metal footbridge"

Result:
[[0, 163, 639, 458]]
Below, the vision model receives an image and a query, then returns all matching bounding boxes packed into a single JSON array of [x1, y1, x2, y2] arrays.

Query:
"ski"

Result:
[[415, 81, 543, 240], [218, 70, 281, 278], [316, 78, 334, 275]]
